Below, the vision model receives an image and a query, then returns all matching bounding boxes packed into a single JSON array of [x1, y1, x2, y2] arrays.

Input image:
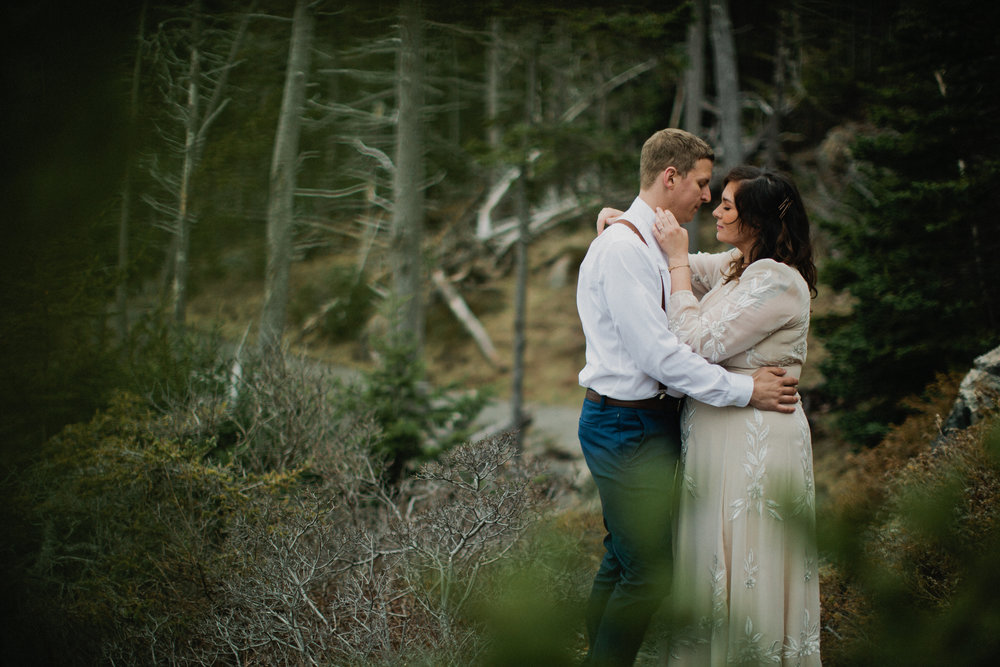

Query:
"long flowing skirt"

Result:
[[665, 401, 821, 667]]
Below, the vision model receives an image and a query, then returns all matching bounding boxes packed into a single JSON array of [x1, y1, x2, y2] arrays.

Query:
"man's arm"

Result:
[[601, 234, 754, 407]]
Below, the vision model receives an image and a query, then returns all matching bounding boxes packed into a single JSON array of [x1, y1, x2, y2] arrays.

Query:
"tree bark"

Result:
[[117, 0, 147, 341], [430, 270, 502, 368], [683, 0, 707, 252], [258, 0, 315, 356], [709, 0, 742, 175], [171, 1, 201, 325], [683, 0, 706, 137], [510, 37, 537, 449], [448, 34, 461, 146], [764, 17, 787, 168], [478, 17, 501, 240], [390, 0, 426, 354], [165, 0, 253, 325]]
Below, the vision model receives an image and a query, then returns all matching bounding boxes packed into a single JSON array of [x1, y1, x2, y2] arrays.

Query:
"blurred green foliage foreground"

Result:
[[2, 325, 999, 665], [817, 378, 1000, 666]]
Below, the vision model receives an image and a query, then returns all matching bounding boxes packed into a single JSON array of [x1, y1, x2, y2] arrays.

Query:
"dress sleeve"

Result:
[[686, 249, 740, 299], [667, 260, 807, 364]]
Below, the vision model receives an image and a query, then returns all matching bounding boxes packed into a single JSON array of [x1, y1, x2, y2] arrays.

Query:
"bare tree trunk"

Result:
[[588, 34, 609, 129], [478, 16, 501, 241], [448, 34, 461, 146], [172, 1, 201, 325], [683, 0, 706, 252], [709, 0, 742, 175], [550, 20, 570, 123], [763, 18, 787, 168], [357, 101, 386, 275], [258, 0, 315, 356], [511, 37, 537, 450], [117, 0, 147, 341], [683, 0, 706, 137], [164, 0, 253, 325], [391, 0, 426, 353]]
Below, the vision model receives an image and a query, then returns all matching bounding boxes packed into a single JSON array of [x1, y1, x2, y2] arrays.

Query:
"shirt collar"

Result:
[[621, 196, 657, 243]]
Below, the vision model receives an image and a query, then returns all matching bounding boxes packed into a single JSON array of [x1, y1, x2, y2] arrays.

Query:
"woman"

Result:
[[602, 166, 821, 665]]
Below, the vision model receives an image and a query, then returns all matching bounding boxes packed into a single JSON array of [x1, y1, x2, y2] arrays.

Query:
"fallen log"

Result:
[[431, 269, 505, 370]]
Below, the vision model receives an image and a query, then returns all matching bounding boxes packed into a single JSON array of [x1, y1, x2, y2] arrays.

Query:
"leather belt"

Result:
[[585, 388, 681, 411]]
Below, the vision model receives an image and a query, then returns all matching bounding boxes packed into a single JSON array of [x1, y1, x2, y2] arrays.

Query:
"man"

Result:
[[576, 128, 799, 666]]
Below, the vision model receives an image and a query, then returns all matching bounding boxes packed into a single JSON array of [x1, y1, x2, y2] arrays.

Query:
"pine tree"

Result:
[[816, 0, 1000, 444]]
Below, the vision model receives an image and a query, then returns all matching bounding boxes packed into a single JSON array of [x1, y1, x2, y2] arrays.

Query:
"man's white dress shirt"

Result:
[[577, 197, 753, 406]]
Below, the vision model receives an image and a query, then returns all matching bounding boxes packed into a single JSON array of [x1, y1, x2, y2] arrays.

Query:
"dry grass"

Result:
[[188, 221, 595, 406]]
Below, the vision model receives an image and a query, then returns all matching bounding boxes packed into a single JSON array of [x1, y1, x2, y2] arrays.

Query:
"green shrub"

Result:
[[346, 328, 489, 481], [9, 392, 304, 664]]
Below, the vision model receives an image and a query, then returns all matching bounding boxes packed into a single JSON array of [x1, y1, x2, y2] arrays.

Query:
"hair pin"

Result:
[[778, 197, 792, 220]]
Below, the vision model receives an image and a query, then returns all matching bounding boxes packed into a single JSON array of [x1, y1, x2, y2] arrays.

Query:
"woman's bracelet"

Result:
[[668, 264, 690, 272]]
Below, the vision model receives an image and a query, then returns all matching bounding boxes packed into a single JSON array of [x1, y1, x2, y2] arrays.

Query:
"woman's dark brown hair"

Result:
[[721, 166, 817, 296]]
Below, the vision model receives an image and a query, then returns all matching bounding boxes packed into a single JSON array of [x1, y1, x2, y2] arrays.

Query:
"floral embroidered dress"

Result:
[[664, 250, 821, 667]]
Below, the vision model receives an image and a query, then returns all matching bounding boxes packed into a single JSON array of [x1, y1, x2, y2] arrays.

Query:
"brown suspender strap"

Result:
[[611, 219, 665, 312], [611, 219, 669, 393]]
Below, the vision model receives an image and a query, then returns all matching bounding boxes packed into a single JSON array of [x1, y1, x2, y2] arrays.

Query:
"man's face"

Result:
[[669, 158, 713, 223]]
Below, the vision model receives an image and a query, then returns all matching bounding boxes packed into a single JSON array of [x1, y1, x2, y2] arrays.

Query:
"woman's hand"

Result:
[[596, 207, 624, 235], [652, 207, 688, 265]]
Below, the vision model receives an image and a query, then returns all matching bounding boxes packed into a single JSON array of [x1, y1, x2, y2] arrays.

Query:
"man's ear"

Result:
[[662, 166, 677, 189]]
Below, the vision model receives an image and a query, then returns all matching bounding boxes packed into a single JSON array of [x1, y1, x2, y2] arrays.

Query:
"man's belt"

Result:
[[585, 388, 681, 411]]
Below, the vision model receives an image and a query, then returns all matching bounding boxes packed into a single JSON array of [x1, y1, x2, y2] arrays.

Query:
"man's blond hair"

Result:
[[639, 128, 715, 189]]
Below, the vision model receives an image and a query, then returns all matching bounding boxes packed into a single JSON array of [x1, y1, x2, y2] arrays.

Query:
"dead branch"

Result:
[[473, 57, 658, 240], [430, 269, 504, 369], [351, 137, 395, 173], [560, 57, 659, 123], [489, 194, 593, 256], [475, 150, 540, 241]]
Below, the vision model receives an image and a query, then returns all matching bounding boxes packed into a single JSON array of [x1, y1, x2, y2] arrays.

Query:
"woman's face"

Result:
[[712, 181, 754, 254]]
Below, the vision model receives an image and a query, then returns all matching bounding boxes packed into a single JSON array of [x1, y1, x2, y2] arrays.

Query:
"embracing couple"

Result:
[[576, 128, 821, 666]]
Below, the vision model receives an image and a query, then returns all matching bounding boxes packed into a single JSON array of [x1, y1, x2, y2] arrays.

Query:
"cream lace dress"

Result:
[[664, 251, 821, 666]]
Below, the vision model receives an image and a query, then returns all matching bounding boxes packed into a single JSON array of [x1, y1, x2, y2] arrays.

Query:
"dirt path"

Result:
[[476, 399, 580, 453]]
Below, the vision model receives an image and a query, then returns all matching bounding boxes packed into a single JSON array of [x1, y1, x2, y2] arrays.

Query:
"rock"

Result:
[[975, 345, 1000, 375], [942, 346, 1000, 433]]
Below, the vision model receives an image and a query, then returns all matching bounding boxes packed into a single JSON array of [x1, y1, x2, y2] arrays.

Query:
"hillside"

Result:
[[186, 205, 853, 490]]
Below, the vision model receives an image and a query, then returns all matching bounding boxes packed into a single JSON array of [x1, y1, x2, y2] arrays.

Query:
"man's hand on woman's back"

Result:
[[749, 367, 799, 413]]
